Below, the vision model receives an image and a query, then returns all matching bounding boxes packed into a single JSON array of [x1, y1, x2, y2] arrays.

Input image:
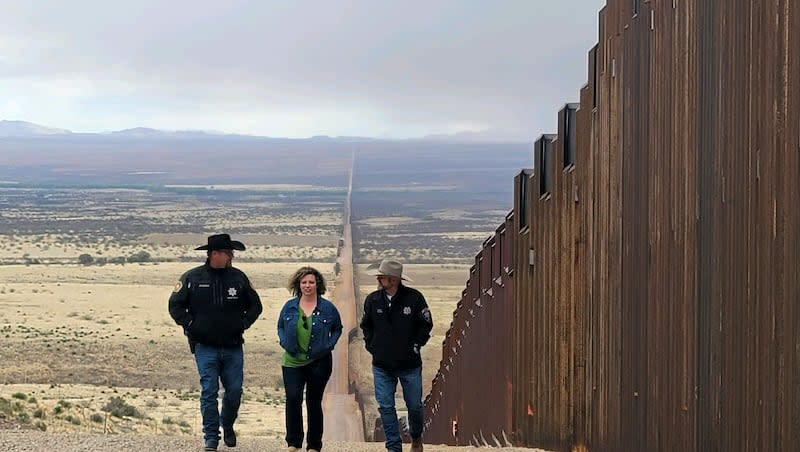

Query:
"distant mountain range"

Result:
[[0, 119, 522, 143], [109, 127, 225, 138], [0, 120, 72, 136], [0, 120, 227, 138]]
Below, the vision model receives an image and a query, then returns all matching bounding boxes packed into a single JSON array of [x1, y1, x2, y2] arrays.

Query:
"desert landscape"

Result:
[[0, 184, 345, 439], [0, 181, 497, 448], [0, 256, 469, 436], [0, 135, 532, 449]]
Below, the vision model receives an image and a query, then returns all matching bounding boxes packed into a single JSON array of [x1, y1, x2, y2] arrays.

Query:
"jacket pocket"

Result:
[[319, 315, 338, 351], [279, 315, 297, 354], [188, 315, 211, 343]]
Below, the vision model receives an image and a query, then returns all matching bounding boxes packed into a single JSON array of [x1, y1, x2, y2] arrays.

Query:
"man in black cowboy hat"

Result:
[[360, 259, 432, 452], [169, 234, 263, 451]]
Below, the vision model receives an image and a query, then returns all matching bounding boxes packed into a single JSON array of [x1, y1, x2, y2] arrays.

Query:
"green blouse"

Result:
[[281, 310, 313, 367]]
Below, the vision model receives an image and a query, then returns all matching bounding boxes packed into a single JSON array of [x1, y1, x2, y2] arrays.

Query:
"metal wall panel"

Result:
[[423, 1, 799, 451], [423, 214, 516, 446]]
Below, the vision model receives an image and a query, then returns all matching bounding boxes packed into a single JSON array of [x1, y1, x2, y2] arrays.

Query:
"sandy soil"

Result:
[[0, 259, 469, 444], [0, 430, 549, 452], [0, 261, 334, 438], [3, 233, 338, 264]]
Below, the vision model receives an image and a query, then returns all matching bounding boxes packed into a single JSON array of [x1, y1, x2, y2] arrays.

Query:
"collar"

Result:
[[382, 283, 404, 298], [204, 261, 230, 274], [289, 296, 326, 310]]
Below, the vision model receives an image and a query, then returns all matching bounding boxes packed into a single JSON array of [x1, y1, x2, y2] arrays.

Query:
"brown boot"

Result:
[[410, 437, 424, 452]]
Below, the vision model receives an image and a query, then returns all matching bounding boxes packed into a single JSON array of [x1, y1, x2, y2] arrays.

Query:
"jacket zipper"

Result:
[[213, 275, 221, 306]]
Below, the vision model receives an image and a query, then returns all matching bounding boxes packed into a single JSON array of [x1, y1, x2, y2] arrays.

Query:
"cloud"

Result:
[[0, 0, 606, 139]]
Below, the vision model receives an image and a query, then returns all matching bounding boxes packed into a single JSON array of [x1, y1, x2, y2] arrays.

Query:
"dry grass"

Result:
[[2, 233, 337, 264], [0, 260, 339, 436], [0, 184, 474, 438], [0, 383, 286, 438], [0, 257, 470, 437]]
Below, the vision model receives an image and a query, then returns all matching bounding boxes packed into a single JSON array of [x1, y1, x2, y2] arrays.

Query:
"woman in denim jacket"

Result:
[[277, 266, 343, 452]]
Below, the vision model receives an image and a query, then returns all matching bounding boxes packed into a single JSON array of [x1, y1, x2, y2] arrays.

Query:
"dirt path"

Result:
[[323, 152, 365, 442], [0, 430, 549, 452]]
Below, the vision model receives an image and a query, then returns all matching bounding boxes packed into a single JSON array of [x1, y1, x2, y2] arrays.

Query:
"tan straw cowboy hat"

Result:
[[365, 259, 412, 282]]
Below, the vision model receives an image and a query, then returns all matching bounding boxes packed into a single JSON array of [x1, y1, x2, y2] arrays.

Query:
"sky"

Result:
[[1, 0, 607, 140]]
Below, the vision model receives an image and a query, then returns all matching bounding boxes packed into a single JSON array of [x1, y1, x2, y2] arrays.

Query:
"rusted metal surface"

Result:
[[423, 1, 799, 451], [423, 213, 515, 446]]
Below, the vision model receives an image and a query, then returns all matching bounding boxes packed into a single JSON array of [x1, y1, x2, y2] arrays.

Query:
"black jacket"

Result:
[[360, 284, 433, 370], [168, 262, 262, 349]]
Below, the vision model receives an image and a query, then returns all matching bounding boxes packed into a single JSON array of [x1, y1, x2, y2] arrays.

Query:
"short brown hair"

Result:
[[287, 266, 326, 297]]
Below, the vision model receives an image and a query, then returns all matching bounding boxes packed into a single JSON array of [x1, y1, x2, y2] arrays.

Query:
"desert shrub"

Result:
[[0, 398, 11, 415], [65, 415, 81, 425], [53, 406, 63, 415], [127, 251, 151, 263], [102, 396, 143, 419], [90, 413, 104, 423], [162, 416, 174, 425], [174, 391, 194, 401], [11, 392, 26, 400], [78, 253, 94, 265], [35, 421, 47, 431], [27, 396, 37, 404], [33, 408, 45, 419], [57, 400, 72, 409]]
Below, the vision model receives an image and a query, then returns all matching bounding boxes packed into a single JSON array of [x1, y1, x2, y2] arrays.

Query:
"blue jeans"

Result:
[[282, 354, 333, 450], [194, 344, 244, 444], [372, 366, 423, 452]]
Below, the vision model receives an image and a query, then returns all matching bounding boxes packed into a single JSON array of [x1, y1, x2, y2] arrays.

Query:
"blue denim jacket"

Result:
[[277, 296, 343, 360]]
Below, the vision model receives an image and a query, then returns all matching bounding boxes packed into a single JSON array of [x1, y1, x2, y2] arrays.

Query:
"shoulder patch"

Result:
[[421, 307, 432, 323], [172, 280, 183, 293]]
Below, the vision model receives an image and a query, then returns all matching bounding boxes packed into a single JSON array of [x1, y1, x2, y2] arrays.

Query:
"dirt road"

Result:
[[322, 153, 365, 442]]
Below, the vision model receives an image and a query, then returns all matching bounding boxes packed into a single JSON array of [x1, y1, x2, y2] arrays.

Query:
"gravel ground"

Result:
[[0, 431, 549, 452]]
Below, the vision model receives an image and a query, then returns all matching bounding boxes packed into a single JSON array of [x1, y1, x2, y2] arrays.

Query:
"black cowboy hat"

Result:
[[195, 233, 246, 251]]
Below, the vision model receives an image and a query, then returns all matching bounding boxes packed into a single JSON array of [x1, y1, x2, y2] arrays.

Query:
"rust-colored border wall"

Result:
[[423, 1, 799, 451], [423, 213, 515, 446]]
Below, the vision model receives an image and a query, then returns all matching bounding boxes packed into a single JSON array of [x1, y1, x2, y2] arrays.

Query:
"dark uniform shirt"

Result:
[[360, 284, 433, 370], [168, 261, 262, 349]]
